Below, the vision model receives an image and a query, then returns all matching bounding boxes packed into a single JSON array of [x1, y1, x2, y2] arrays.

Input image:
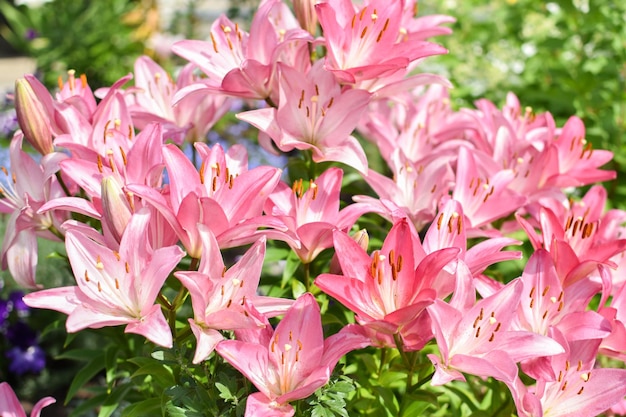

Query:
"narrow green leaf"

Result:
[[64, 353, 106, 404]]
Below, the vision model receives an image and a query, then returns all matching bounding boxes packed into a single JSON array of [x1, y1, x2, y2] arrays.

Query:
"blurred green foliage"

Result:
[[0, 0, 148, 89], [420, 0, 626, 205]]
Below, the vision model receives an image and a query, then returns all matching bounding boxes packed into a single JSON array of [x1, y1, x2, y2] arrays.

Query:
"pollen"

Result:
[[95, 256, 104, 270]]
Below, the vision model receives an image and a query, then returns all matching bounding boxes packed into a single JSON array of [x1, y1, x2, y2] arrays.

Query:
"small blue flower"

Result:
[[6, 321, 37, 349], [8, 291, 29, 315], [0, 299, 9, 327], [6, 345, 46, 375]]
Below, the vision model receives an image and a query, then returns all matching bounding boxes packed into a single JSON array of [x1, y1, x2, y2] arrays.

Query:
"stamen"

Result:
[[210, 33, 219, 53], [119, 147, 127, 166], [95, 256, 104, 270]]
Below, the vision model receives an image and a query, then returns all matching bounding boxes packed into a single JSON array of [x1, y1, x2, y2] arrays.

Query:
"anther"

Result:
[[119, 147, 127, 166], [542, 286, 550, 296], [84, 270, 90, 282], [211, 32, 220, 54], [97, 282, 102, 292]]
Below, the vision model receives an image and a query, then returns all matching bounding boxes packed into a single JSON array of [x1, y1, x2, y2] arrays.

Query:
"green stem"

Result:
[[265, 96, 277, 108], [393, 333, 411, 368], [303, 262, 311, 293], [55, 170, 71, 197], [490, 394, 511, 417], [189, 257, 199, 271], [47, 224, 65, 241], [378, 348, 388, 378], [414, 371, 434, 389], [191, 143, 198, 167], [157, 293, 172, 310]]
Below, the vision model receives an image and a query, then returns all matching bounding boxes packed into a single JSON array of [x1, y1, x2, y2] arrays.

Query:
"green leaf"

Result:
[[98, 384, 133, 417], [64, 352, 106, 404], [121, 398, 163, 417], [130, 361, 175, 388], [281, 250, 301, 288], [215, 382, 233, 400], [56, 348, 102, 362]]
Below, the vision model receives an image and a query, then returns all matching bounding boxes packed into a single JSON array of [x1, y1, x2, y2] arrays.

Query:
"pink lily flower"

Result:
[[175, 226, 293, 363], [516, 249, 610, 342], [451, 146, 526, 233], [238, 62, 372, 173], [39, 123, 174, 249], [316, 0, 447, 84], [599, 281, 626, 361], [173, 0, 311, 102], [518, 185, 626, 289], [128, 142, 284, 257], [545, 116, 615, 188], [264, 167, 370, 263], [216, 293, 370, 417], [354, 150, 455, 231], [358, 85, 469, 164], [126, 56, 231, 144], [24, 209, 184, 348], [56, 70, 98, 122], [0, 133, 68, 288], [0, 382, 55, 417], [508, 335, 626, 417], [427, 275, 564, 385], [315, 219, 460, 337]]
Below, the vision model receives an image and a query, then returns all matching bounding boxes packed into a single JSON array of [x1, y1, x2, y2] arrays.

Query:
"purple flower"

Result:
[[6, 321, 37, 349], [6, 345, 46, 375], [0, 299, 9, 326], [0, 109, 18, 138], [25, 28, 39, 40], [8, 291, 29, 315]]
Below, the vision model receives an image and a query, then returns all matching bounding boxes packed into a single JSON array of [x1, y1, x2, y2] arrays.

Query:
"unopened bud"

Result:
[[14, 75, 55, 155], [101, 177, 132, 243], [294, 0, 319, 36]]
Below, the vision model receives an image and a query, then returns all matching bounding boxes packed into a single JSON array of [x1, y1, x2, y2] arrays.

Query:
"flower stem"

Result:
[[303, 262, 311, 293]]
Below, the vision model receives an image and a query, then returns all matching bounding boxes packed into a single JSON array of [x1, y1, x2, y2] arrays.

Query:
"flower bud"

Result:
[[101, 176, 132, 243], [293, 0, 319, 35], [14, 76, 54, 155]]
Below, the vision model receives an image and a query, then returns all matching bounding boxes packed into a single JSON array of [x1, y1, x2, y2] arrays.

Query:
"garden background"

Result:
[[0, 0, 625, 416]]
